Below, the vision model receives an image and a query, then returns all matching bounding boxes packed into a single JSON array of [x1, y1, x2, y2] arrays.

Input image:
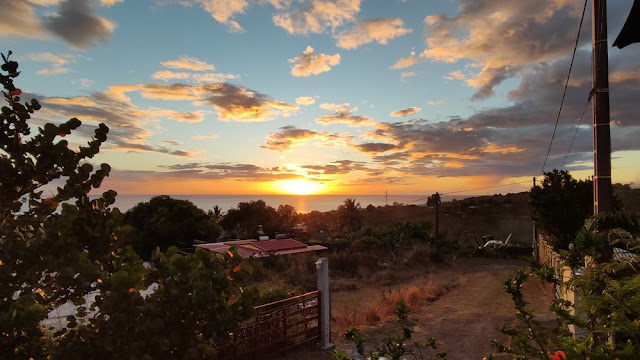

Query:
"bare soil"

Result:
[[281, 257, 556, 360]]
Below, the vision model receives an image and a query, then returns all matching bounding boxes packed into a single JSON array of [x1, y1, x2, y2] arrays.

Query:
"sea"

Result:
[[109, 194, 464, 213]]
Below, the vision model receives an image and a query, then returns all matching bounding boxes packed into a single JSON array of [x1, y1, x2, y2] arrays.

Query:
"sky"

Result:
[[2, 0, 640, 196]]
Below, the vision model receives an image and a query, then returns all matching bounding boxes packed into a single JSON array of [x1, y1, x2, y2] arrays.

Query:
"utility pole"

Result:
[[532, 177, 539, 260], [427, 192, 441, 241], [592, 0, 613, 214]]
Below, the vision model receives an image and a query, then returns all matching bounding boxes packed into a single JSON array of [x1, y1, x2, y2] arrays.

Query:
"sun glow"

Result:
[[274, 179, 325, 195]]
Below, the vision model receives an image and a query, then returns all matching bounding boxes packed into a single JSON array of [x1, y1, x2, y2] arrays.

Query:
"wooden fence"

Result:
[[537, 235, 585, 337], [218, 291, 320, 359]]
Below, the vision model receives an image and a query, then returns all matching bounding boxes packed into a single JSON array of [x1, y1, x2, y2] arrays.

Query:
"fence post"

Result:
[[315, 258, 334, 350]]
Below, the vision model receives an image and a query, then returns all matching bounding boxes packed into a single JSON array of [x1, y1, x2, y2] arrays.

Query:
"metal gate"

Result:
[[218, 291, 320, 359]]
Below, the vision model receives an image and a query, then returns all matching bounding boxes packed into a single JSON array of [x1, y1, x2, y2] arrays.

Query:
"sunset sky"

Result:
[[3, 0, 640, 196]]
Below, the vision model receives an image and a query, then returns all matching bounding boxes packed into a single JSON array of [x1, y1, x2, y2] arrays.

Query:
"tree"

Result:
[[489, 221, 640, 360], [0, 52, 256, 359], [220, 200, 283, 239], [0, 50, 123, 358], [337, 198, 363, 232], [210, 204, 223, 223], [277, 204, 298, 232], [123, 195, 220, 259], [529, 170, 593, 250]]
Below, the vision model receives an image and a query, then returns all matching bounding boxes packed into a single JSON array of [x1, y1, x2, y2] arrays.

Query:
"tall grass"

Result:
[[332, 281, 449, 332]]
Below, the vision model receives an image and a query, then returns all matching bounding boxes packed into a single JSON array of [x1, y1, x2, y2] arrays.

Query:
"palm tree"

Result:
[[211, 205, 223, 223], [337, 198, 363, 232]]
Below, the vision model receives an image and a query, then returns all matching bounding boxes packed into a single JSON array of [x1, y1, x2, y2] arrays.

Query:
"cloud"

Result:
[[316, 103, 380, 128], [391, 51, 423, 69], [390, 107, 421, 117], [262, 125, 347, 152], [198, 83, 298, 121], [401, 71, 416, 78], [193, 134, 219, 140], [152, 71, 191, 81], [20, 52, 75, 76], [289, 46, 341, 77], [161, 57, 216, 71], [296, 96, 316, 105], [421, 0, 589, 99], [335, 18, 411, 49], [0, 0, 46, 39], [428, 100, 444, 105], [161, 110, 207, 122], [183, 0, 248, 32], [153, 57, 238, 83], [36, 78, 298, 159], [43, 0, 116, 48], [354, 142, 399, 154], [191, 72, 239, 83], [152, 70, 238, 83], [273, 0, 361, 35], [299, 159, 369, 175], [100, 0, 125, 6]]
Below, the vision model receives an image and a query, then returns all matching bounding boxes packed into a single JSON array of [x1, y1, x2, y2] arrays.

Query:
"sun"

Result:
[[274, 179, 324, 195]]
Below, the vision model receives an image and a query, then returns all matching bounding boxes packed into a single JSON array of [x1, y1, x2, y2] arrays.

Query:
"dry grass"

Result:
[[332, 280, 449, 332]]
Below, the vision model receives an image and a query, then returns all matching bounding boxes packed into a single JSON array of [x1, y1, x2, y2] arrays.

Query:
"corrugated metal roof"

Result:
[[613, 247, 637, 262], [253, 239, 306, 252], [195, 238, 326, 258]]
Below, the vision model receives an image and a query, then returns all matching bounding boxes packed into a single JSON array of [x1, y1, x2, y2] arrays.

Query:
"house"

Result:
[[195, 238, 327, 258]]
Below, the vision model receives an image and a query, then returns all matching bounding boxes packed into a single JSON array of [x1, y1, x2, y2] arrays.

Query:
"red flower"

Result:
[[552, 350, 566, 360]]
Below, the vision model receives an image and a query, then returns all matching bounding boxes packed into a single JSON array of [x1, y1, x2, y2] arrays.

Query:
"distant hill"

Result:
[[301, 185, 640, 246]]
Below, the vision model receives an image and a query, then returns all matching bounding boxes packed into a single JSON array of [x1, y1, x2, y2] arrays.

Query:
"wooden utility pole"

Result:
[[532, 177, 539, 259], [592, 0, 613, 214], [427, 192, 441, 241]]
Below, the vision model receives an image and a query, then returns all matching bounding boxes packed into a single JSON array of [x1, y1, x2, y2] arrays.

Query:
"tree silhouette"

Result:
[[337, 198, 363, 232], [529, 169, 592, 250]]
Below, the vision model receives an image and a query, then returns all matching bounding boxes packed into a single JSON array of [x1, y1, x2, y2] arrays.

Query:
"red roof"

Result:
[[252, 239, 306, 252], [195, 238, 325, 258]]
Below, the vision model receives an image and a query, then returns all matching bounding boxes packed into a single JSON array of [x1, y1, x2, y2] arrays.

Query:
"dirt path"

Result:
[[284, 257, 555, 360]]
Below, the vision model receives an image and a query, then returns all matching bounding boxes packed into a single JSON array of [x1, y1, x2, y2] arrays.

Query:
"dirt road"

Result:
[[284, 257, 555, 360]]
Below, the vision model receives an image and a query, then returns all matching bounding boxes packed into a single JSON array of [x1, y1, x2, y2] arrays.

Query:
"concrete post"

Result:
[[315, 258, 334, 350]]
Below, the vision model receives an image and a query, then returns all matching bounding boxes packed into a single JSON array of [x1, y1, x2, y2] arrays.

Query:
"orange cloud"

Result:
[[161, 56, 216, 71], [43, 97, 97, 107], [296, 96, 316, 105], [316, 103, 379, 127], [422, 1, 586, 99], [390, 107, 421, 117], [391, 51, 422, 69], [263, 126, 349, 152], [21, 52, 75, 76], [335, 18, 411, 49], [290, 46, 341, 77], [273, 0, 361, 35], [481, 143, 525, 154]]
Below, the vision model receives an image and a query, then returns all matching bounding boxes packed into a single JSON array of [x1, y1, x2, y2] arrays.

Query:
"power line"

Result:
[[540, 0, 588, 174], [561, 96, 592, 169], [440, 180, 533, 195]]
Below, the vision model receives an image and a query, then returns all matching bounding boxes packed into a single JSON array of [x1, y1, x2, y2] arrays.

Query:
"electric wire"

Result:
[[561, 96, 591, 169], [440, 180, 533, 195], [540, 0, 588, 174], [407, 179, 535, 204]]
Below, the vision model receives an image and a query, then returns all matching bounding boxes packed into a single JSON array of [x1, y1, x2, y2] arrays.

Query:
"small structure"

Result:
[[195, 238, 327, 258]]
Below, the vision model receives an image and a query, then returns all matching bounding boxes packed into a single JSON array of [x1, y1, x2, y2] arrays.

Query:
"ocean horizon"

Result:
[[109, 194, 467, 213]]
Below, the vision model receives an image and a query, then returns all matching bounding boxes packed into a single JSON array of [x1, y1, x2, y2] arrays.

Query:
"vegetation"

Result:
[[0, 52, 257, 359], [529, 169, 593, 250], [341, 220, 434, 251], [123, 195, 221, 259], [219, 199, 287, 239], [335, 299, 447, 360], [337, 198, 363, 232]]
